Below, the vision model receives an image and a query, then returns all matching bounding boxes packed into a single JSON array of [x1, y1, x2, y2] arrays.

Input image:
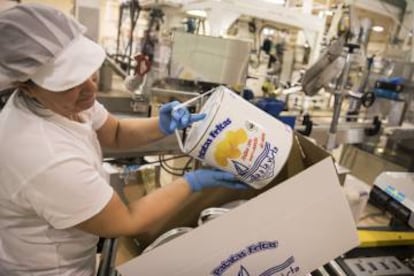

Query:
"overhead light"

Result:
[[263, 28, 275, 36], [372, 25, 384, 32], [186, 10, 207, 18]]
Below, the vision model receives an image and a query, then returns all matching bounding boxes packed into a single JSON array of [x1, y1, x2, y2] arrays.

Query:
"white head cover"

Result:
[[0, 3, 106, 92]]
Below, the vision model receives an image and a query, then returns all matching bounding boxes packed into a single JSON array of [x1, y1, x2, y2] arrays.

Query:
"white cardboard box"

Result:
[[117, 135, 359, 275]]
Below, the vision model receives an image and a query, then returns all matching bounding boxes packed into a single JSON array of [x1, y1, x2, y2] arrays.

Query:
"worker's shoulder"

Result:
[[1, 115, 89, 166]]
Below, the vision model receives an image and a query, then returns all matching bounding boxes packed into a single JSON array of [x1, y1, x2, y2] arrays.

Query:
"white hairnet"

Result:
[[0, 1, 18, 13], [0, 3, 105, 91]]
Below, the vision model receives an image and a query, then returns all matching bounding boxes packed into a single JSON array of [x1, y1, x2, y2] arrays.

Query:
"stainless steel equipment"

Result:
[[142, 227, 193, 254], [97, 238, 120, 276], [367, 98, 406, 126], [301, 35, 346, 97], [342, 256, 413, 276], [169, 32, 251, 87], [366, 60, 414, 126], [370, 172, 414, 228], [150, 77, 219, 103], [197, 207, 229, 226], [197, 200, 247, 226]]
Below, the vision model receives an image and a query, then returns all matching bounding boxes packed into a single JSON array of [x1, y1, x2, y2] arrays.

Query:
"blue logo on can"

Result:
[[231, 142, 278, 184]]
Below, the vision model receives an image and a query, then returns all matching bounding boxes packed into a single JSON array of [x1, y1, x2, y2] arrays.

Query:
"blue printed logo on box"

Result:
[[211, 241, 300, 276]]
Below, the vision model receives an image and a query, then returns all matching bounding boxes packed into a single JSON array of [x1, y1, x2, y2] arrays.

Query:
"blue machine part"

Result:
[[254, 98, 295, 129], [379, 76, 405, 85], [255, 98, 285, 117], [374, 88, 400, 100], [241, 89, 255, 101], [278, 116, 296, 129]]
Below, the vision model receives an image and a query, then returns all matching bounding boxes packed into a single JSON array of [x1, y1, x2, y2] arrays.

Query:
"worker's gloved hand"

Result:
[[159, 101, 206, 135], [184, 169, 249, 192]]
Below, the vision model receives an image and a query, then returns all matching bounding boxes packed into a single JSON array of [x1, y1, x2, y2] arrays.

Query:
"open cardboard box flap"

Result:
[[118, 134, 359, 275], [135, 134, 329, 246]]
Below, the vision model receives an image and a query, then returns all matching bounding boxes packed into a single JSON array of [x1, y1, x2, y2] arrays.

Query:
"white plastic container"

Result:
[[175, 86, 293, 189]]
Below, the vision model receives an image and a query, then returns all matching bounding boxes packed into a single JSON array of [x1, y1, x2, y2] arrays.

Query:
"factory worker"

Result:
[[0, 4, 247, 276]]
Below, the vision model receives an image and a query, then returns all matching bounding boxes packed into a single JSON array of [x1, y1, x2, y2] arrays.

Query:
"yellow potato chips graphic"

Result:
[[227, 129, 248, 144], [214, 129, 248, 167]]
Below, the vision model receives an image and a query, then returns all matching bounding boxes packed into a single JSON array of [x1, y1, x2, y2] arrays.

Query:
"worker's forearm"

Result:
[[75, 178, 192, 238], [115, 117, 166, 148], [127, 178, 192, 234]]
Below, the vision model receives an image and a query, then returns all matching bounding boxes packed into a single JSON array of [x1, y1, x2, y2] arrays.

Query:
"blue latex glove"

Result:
[[184, 169, 249, 192], [159, 101, 206, 135]]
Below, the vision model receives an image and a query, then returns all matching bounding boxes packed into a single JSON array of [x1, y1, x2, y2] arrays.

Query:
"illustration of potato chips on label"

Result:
[[214, 129, 248, 167]]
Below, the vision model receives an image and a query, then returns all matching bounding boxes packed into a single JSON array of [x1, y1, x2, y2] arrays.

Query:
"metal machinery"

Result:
[[309, 172, 414, 276], [370, 172, 414, 228], [302, 5, 414, 273], [296, 4, 384, 151], [337, 60, 414, 185], [99, 0, 383, 151]]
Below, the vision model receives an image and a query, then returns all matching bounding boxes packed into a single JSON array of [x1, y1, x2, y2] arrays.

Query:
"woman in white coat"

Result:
[[0, 4, 246, 275]]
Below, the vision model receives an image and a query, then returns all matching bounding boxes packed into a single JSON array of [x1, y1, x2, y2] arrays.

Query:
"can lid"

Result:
[[184, 87, 224, 154]]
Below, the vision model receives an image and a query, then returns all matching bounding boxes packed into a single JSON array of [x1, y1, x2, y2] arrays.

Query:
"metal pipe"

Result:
[[97, 238, 118, 276], [326, 49, 353, 151], [151, 87, 200, 98], [307, 114, 379, 120], [105, 56, 128, 79], [326, 260, 348, 276]]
